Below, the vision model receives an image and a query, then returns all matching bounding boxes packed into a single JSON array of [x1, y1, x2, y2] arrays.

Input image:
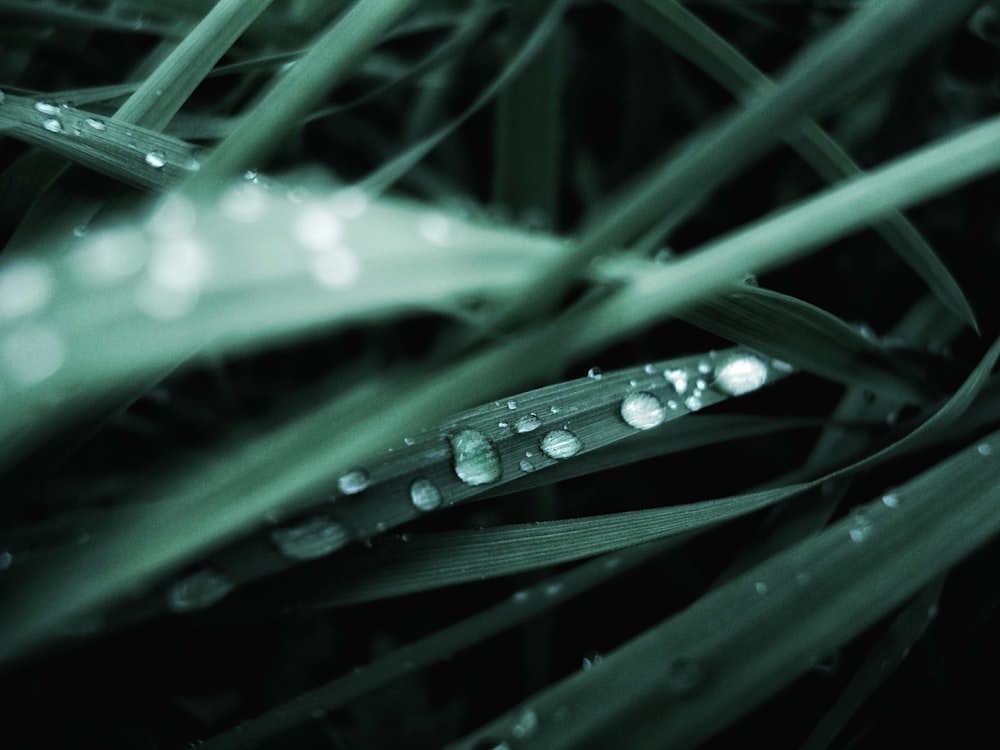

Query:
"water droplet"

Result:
[[403, 436, 416, 446], [514, 413, 542, 433], [507, 399, 518, 410], [449, 429, 501, 485], [545, 582, 565, 597], [643, 363, 656, 375], [667, 399, 678, 410], [2, 326, 65, 383], [34, 101, 60, 115], [42, 118, 63, 133], [72, 229, 145, 285], [329, 186, 368, 218], [511, 709, 539, 739], [881, 492, 900, 508], [72, 224, 89, 237], [497, 421, 508, 429], [0, 549, 12, 570], [663, 656, 705, 696], [697, 360, 712, 374], [0, 259, 54, 319], [511, 590, 530, 603], [294, 204, 343, 251], [549, 406, 559, 414], [587, 366, 602, 380], [582, 652, 604, 671], [338, 469, 370, 495], [418, 213, 454, 245], [271, 516, 350, 560], [664, 368, 688, 394], [145, 151, 166, 168], [684, 394, 703, 412], [848, 511, 873, 543], [149, 236, 209, 291], [310, 247, 360, 288], [696, 378, 707, 390], [713, 354, 769, 396], [168, 570, 232, 612], [540, 429, 582, 459], [219, 182, 268, 222], [519, 458, 535, 473], [410, 478, 442, 512], [620, 391, 666, 430], [754, 581, 768, 595], [86, 117, 106, 131], [977, 442, 992, 456]]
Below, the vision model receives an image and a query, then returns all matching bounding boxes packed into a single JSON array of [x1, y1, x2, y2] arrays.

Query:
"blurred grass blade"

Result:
[[450, 430, 1000, 749], [490, 0, 981, 331], [361, 0, 569, 194], [182, 0, 421, 200], [0, 93, 201, 190], [573, 113, 1000, 358], [614, 0, 978, 331]]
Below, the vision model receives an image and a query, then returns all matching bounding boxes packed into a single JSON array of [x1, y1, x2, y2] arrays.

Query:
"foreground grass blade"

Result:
[[450, 429, 1000, 749]]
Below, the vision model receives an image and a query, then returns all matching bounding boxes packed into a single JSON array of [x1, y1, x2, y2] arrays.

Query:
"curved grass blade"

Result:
[[449, 429, 1000, 749], [487, 0, 981, 333], [613, 0, 978, 331]]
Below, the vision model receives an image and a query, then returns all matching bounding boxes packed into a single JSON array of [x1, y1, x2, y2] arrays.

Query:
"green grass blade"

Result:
[[450, 430, 1000, 749], [613, 0, 978, 331]]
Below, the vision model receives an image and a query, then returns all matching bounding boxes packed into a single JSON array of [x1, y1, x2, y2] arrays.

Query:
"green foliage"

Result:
[[1, 1, 999, 748]]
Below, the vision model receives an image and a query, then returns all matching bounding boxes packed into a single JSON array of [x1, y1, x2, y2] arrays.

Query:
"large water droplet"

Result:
[[271, 516, 350, 560], [42, 118, 63, 133], [338, 469, 370, 495], [145, 151, 166, 168], [449, 429, 501, 485], [713, 354, 769, 396], [410, 478, 442, 511], [168, 569, 232, 612], [587, 366, 602, 380], [881, 492, 900, 508], [514, 413, 542, 433], [540, 429, 582, 459], [0, 259, 54, 319], [620, 391, 666, 430], [977, 442, 992, 456]]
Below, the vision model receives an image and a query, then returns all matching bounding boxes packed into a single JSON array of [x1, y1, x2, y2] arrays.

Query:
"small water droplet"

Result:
[[338, 469, 370, 495], [168, 570, 232, 612], [514, 413, 542, 433], [587, 366, 602, 380], [511, 709, 539, 739], [507, 399, 518, 410], [410, 478, 442, 512], [771, 358, 794, 373], [519, 459, 535, 473], [271, 516, 350, 560], [549, 406, 559, 414], [0, 259, 54, 319], [34, 101, 60, 115], [643, 363, 656, 375], [754, 581, 768, 595], [144, 150, 166, 168], [697, 360, 712, 374], [882, 492, 900, 508], [498, 421, 509, 429], [582, 652, 604, 671], [848, 512, 872, 543], [977, 442, 992, 456], [2, 325, 65, 383], [684, 394, 703, 412], [663, 656, 705, 696], [620, 391, 666, 430], [667, 399, 679, 410], [72, 224, 89, 237], [449, 429, 501, 485], [512, 589, 530, 603], [403, 436, 416, 446], [540, 429, 582, 459], [0, 549, 12, 570], [664, 368, 688, 394], [86, 117, 106, 131], [42, 118, 63, 133], [713, 354, 769, 396], [545, 582, 564, 597]]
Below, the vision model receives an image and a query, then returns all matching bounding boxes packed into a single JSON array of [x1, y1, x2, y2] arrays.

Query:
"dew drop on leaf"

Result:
[[168, 570, 232, 612], [42, 118, 63, 133], [449, 429, 501, 485], [713, 353, 769, 396], [144, 151, 166, 168], [410, 478, 442, 512], [620, 391, 666, 430], [587, 366, 602, 380], [271, 516, 350, 560], [540, 429, 582, 459], [85, 117, 106, 131], [0, 259, 54, 319], [514, 413, 542, 433], [34, 101, 60, 115], [338, 469, 370, 495], [519, 459, 535, 473], [664, 368, 688, 394]]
